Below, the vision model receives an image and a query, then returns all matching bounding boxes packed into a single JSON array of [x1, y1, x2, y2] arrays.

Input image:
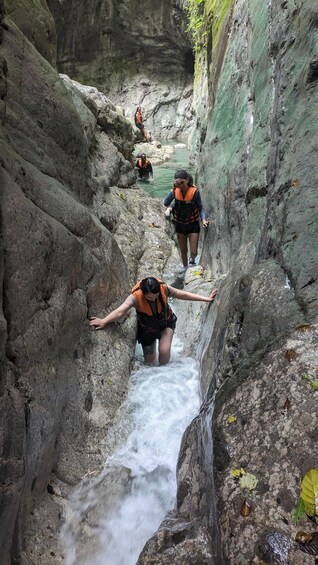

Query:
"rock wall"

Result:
[[137, 1, 318, 564], [0, 1, 162, 562], [47, 0, 195, 139]]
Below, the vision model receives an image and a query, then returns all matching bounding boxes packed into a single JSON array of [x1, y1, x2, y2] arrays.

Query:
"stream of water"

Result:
[[62, 338, 200, 565]]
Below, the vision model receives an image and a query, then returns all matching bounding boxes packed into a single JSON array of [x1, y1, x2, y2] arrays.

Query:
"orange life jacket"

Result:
[[173, 185, 200, 225], [131, 279, 167, 316]]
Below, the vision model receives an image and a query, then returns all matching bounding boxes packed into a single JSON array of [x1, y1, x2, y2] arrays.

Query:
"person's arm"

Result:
[[149, 163, 153, 177], [163, 191, 174, 207], [168, 285, 217, 303], [89, 295, 136, 330], [195, 190, 209, 226]]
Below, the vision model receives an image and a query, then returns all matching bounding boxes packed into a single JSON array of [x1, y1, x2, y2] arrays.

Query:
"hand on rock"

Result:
[[89, 317, 106, 330], [208, 289, 218, 302]]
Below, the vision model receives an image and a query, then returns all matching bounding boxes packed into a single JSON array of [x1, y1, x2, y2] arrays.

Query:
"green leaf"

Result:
[[310, 381, 318, 391], [300, 469, 318, 517], [227, 415, 237, 424], [294, 497, 305, 524], [302, 374, 313, 382], [231, 468, 245, 478]]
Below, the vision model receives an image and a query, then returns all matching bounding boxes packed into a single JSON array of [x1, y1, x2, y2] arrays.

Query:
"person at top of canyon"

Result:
[[163, 170, 209, 270], [89, 277, 217, 365], [135, 153, 153, 180], [134, 106, 151, 142]]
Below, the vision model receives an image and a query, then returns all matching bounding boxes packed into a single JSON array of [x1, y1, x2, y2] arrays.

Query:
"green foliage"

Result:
[[184, 0, 235, 82], [205, 0, 235, 46], [185, 0, 208, 54], [294, 497, 305, 524], [294, 470, 318, 525], [302, 373, 318, 391], [300, 469, 318, 517]]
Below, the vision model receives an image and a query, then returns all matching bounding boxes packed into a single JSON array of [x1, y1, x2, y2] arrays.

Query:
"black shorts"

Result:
[[175, 223, 200, 235], [135, 123, 144, 131], [137, 314, 177, 347]]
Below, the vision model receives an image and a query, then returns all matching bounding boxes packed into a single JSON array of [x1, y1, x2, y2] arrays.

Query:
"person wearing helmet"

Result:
[[136, 153, 153, 179], [163, 170, 209, 269], [89, 277, 217, 365]]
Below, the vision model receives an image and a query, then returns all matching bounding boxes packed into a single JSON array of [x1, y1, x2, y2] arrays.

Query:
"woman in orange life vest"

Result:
[[163, 170, 209, 269], [134, 106, 151, 142], [89, 277, 217, 365]]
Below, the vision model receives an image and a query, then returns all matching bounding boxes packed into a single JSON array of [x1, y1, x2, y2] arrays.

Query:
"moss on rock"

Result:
[[4, 0, 56, 65]]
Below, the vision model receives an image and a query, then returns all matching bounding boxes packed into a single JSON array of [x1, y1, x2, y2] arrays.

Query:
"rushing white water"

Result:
[[62, 337, 200, 565]]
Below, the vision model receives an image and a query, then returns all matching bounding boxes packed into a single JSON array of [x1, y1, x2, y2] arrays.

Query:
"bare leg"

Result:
[[188, 232, 199, 262], [158, 328, 174, 365], [142, 342, 156, 364], [177, 233, 189, 267]]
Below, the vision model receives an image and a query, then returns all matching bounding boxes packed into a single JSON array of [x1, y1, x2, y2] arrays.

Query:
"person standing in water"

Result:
[[89, 277, 217, 365], [136, 153, 153, 180], [134, 107, 151, 142], [163, 170, 209, 270]]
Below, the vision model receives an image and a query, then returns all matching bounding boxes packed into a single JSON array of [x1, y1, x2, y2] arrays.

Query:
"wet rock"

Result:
[[307, 54, 318, 83], [259, 531, 292, 564]]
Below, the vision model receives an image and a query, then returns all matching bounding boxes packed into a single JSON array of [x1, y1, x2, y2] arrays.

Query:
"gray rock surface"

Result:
[[47, 0, 195, 139], [0, 2, 178, 563]]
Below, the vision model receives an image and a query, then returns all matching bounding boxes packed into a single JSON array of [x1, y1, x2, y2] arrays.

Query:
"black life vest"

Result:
[[173, 186, 200, 225]]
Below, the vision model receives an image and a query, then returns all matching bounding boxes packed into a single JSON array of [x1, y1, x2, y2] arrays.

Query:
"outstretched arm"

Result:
[[195, 190, 209, 226], [89, 295, 135, 330], [168, 286, 217, 303]]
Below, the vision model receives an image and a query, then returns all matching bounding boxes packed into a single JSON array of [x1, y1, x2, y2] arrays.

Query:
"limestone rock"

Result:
[[47, 0, 195, 139]]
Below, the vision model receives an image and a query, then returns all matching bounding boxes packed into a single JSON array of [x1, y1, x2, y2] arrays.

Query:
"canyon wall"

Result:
[[137, 1, 318, 563], [0, 1, 169, 562], [47, 0, 195, 139]]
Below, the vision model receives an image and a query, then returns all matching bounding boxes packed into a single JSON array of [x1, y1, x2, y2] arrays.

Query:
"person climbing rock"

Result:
[[163, 170, 209, 270], [135, 153, 153, 180], [134, 106, 151, 142], [89, 277, 217, 365]]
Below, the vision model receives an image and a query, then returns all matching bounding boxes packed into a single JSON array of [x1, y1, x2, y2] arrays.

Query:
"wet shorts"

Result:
[[175, 223, 200, 235], [135, 122, 144, 131], [137, 313, 177, 347]]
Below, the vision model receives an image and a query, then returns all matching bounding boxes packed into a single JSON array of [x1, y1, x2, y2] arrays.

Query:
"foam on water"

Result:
[[62, 337, 200, 565]]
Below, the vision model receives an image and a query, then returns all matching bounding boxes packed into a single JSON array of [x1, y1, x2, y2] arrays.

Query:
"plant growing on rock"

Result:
[[294, 469, 318, 524]]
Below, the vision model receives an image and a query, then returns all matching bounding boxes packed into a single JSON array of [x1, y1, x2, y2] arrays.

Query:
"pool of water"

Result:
[[137, 143, 194, 200]]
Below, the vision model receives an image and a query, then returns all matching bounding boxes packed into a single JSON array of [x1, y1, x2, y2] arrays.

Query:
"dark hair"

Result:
[[141, 153, 146, 159], [187, 173, 194, 186], [140, 277, 160, 295], [174, 170, 188, 180]]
